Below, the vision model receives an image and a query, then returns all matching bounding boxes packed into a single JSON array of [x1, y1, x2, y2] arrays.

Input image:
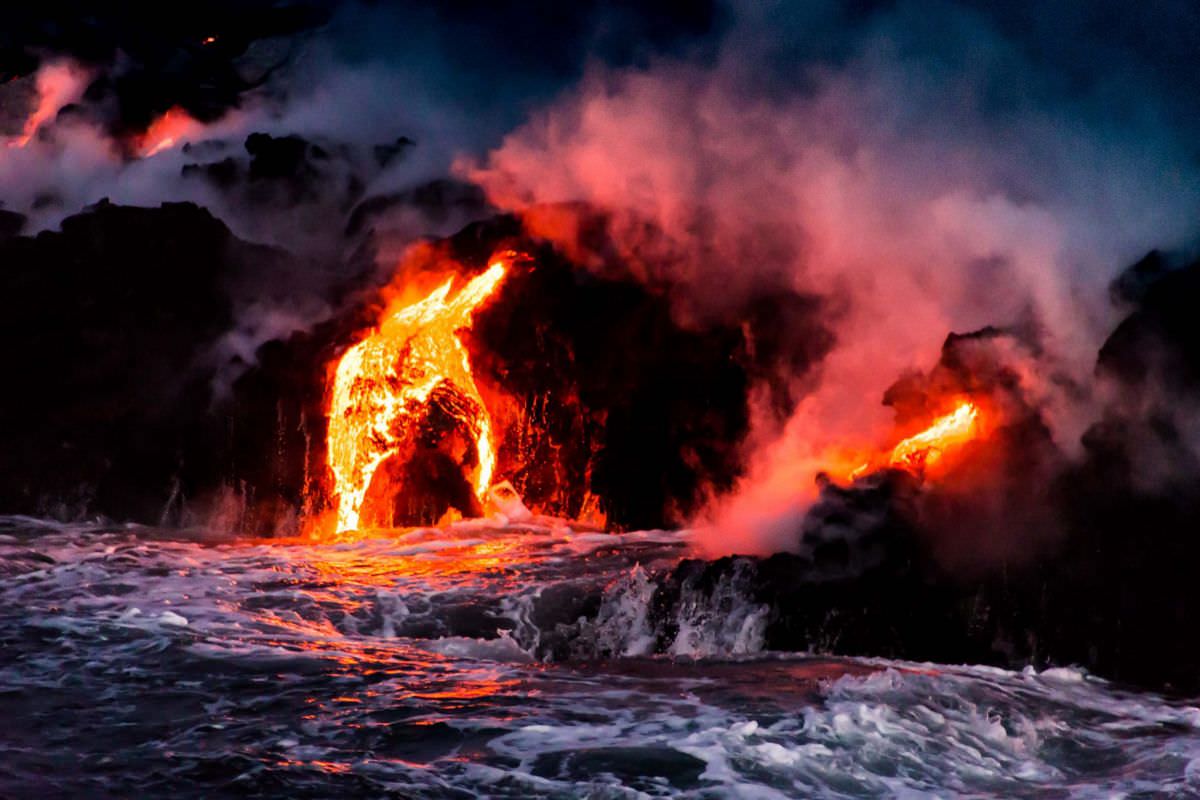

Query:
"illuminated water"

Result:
[[3, 515, 1199, 798]]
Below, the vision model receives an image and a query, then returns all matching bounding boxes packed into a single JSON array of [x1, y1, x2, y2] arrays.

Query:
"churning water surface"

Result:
[[2, 515, 1200, 798]]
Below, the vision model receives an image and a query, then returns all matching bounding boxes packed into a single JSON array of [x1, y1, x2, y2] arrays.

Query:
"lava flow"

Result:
[[327, 262, 508, 534], [6, 61, 86, 149], [889, 400, 980, 472], [850, 400, 982, 481], [136, 106, 202, 157]]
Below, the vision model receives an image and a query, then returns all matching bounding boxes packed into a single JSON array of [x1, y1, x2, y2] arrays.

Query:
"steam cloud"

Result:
[[467, 1, 1200, 554]]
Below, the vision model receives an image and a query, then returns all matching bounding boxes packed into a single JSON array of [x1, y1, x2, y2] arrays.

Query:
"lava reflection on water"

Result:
[[5, 518, 1200, 797]]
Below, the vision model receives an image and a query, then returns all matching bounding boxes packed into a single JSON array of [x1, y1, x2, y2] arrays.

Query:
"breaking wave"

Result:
[[3, 515, 1199, 797]]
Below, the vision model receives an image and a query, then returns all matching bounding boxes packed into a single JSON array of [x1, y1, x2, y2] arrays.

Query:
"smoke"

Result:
[[466, 0, 1200, 555]]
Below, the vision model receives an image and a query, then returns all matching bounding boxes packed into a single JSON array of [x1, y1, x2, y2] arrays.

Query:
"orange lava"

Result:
[[6, 61, 86, 149], [889, 400, 979, 472], [137, 106, 202, 157], [327, 262, 507, 534], [843, 399, 983, 482]]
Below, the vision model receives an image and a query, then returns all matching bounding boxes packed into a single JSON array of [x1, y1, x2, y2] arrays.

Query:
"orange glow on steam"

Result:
[[326, 262, 508, 534], [137, 106, 202, 157], [6, 61, 86, 149]]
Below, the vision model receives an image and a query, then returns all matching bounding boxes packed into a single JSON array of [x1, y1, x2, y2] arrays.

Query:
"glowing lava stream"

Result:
[[889, 401, 979, 472], [848, 400, 981, 481], [6, 61, 87, 149], [137, 106, 202, 157], [327, 262, 507, 534]]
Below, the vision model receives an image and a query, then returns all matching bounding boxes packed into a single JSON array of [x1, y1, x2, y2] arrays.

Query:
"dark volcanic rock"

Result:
[[0, 209, 25, 239], [245, 133, 323, 181], [0, 202, 235, 520], [180, 132, 391, 261], [184, 133, 364, 210], [1099, 251, 1200, 393], [0, 201, 324, 524], [1049, 252, 1200, 690], [345, 180, 490, 239]]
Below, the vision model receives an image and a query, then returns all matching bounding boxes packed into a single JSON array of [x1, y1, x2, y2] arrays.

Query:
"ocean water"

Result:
[[2, 515, 1199, 798]]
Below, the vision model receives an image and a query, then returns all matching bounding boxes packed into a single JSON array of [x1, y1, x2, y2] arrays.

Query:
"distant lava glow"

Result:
[[136, 106, 202, 157], [327, 262, 508, 534]]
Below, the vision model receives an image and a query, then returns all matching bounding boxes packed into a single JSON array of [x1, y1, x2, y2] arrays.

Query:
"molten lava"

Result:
[[846, 400, 982, 481], [327, 262, 507, 534], [6, 61, 86, 149], [137, 106, 202, 157], [889, 401, 980, 473]]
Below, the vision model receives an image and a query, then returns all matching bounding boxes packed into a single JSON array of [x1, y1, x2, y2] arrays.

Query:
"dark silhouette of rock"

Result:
[[0, 201, 328, 525], [345, 180, 490, 238], [0, 202, 236, 520], [0, 209, 24, 239]]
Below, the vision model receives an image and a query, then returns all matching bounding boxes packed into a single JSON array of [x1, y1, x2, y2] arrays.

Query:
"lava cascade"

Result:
[[327, 262, 507, 534]]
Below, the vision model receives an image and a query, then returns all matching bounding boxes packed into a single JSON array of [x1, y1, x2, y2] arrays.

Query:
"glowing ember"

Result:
[[137, 106, 202, 157], [889, 401, 979, 473], [327, 262, 507, 533]]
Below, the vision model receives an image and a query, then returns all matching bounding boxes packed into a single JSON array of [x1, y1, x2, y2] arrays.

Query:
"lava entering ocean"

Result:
[[327, 261, 508, 535]]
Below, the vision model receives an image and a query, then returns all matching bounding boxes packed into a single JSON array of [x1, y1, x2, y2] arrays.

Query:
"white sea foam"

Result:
[[2, 515, 1199, 797]]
